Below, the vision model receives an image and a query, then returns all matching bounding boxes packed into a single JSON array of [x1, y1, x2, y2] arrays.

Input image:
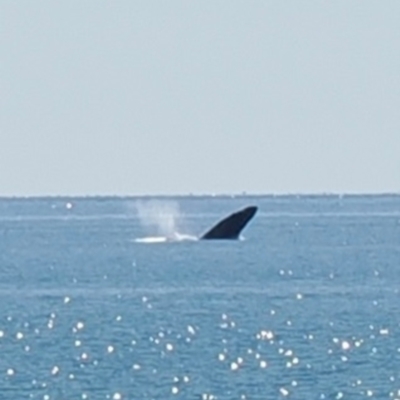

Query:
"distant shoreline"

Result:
[[0, 192, 399, 200]]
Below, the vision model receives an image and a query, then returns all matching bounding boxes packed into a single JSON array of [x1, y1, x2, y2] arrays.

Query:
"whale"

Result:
[[134, 204, 258, 243], [200, 206, 258, 240]]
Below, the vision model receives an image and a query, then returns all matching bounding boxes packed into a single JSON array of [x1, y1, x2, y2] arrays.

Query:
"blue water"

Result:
[[0, 195, 399, 399]]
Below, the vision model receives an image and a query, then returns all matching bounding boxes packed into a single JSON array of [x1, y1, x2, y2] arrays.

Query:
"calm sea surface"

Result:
[[0, 195, 399, 400]]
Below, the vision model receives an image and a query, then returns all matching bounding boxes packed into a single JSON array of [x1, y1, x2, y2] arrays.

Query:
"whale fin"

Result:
[[200, 206, 258, 240]]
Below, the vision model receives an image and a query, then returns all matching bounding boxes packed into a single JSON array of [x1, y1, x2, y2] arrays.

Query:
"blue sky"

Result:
[[1, 1, 399, 196]]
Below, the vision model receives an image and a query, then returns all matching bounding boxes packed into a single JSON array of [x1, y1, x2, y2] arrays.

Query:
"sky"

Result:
[[1, 1, 399, 196]]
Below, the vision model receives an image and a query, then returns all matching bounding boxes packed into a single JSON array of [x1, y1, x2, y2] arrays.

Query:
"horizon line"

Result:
[[0, 191, 399, 200]]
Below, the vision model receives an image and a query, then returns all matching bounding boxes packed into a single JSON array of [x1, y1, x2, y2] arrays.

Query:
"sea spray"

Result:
[[134, 200, 182, 239]]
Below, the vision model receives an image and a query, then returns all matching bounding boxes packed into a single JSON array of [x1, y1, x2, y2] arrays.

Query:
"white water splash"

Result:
[[133, 200, 197, 243]]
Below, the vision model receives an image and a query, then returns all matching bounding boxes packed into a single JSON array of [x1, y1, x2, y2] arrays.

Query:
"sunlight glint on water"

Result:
[[0, 195, 399, 398]]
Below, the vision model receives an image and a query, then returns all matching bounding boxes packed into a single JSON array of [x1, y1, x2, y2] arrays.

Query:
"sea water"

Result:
[[0, 195, 399, 399]]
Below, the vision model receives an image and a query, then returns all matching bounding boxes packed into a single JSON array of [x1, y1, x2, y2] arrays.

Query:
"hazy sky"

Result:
[[1, 1, 399, 196]]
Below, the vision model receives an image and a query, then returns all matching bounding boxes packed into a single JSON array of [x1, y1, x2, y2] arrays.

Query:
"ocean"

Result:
[[0, 195, 399, 399]]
